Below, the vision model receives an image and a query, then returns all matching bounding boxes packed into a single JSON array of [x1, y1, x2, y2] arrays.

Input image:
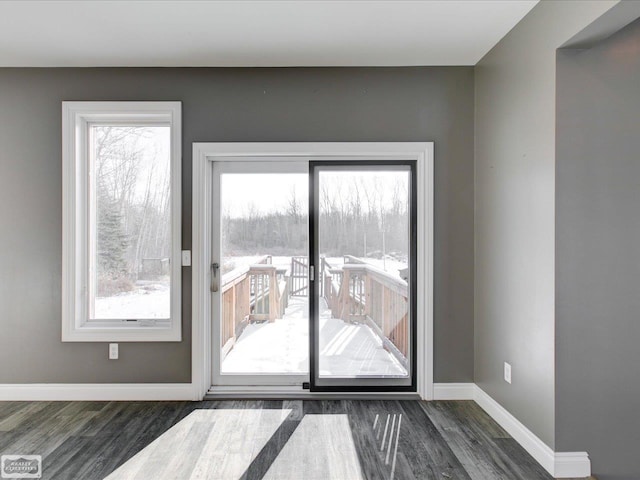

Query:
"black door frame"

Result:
[[308, 160, 418, 392]]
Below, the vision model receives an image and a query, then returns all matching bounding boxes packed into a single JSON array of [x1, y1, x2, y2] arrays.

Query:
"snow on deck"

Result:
[[221, 297, 407, 378]]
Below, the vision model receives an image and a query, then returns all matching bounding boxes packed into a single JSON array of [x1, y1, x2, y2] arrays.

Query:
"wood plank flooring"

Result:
[[0, 399, 579, 480]]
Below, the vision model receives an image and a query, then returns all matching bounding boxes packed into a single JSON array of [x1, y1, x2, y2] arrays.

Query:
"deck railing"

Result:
[[221, 254, 409, 367], [320, 256, 409, 367], [220, 255, 289, 354]]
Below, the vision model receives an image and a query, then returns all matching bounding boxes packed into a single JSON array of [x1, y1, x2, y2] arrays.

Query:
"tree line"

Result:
[[223, 177, 409, 261]]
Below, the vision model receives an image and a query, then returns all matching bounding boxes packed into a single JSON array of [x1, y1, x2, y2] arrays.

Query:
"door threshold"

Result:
[[205, 385, 421, 400]]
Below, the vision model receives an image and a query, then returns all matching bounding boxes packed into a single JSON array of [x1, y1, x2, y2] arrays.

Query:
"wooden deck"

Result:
[[220, 256, 411, 378], [221, 297, 407, 377]]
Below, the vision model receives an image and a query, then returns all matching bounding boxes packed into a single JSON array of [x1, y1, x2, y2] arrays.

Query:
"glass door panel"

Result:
[[311, 163, 415, 390], [212, 161, 309, 386]]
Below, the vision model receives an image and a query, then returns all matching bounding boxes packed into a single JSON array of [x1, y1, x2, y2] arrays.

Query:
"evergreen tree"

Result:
[[96, 185, 129, 278]]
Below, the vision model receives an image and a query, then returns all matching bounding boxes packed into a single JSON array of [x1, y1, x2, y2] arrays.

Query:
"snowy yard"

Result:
[[94, 283, 170, 319]]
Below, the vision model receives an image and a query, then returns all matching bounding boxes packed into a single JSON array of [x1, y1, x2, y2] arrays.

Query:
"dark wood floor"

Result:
[[0, 399, 568, 480]]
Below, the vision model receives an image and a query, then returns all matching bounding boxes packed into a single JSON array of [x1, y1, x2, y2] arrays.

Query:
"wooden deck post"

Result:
[[364, 273, 372, 319], [339, 267, 351, 321], [269, 267, 278, 322]]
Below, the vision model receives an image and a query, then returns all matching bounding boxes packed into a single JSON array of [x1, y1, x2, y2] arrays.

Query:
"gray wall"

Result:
[[0, 67, 474, 383], [556, 18, 640, 480], [474, 0, 617, 448]]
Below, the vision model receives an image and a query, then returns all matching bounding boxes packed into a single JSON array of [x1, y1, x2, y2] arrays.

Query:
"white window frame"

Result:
[[62, 101, 182, 342], [191, 142, 433, 399]]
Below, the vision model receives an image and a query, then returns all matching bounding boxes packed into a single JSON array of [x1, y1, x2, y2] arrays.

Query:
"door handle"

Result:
[[211, 262, 220, 292]]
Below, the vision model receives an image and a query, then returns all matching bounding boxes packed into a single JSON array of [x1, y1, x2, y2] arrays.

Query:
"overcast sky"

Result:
[[221, 170, 409, 218]]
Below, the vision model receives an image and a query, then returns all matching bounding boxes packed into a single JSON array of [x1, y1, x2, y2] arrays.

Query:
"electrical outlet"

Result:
[[109, 343, 119, 360], [504, 362, 512, 384], [181, 250, 191, 266]]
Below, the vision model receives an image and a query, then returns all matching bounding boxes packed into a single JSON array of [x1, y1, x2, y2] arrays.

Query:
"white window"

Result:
[[62, 102, 181, 341]]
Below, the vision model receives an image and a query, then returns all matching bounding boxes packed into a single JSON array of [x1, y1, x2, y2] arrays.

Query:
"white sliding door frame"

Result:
[[211, 159, 310, 387], [192, 142, 434, 399]]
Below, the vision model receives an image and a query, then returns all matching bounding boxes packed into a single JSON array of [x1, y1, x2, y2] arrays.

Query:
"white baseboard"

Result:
[[0, 383, 197, 401], [553, 452, 591, 478], [432, 383, 590, 479], [473, 386, 590, 479], [433, 382, 476, 400]]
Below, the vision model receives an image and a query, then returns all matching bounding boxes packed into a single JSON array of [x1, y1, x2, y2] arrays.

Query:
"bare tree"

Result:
[[94, 126, 171, 294]]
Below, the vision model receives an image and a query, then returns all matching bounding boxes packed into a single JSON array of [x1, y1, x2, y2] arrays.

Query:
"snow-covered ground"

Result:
[[221, 297, 309, 374], [222, 297, 407, 377], [94, 283, 170, 319]]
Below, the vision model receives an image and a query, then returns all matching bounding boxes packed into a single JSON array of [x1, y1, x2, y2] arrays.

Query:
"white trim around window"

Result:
[[61, 101, 182, 342], [191, 142, 434, 399]]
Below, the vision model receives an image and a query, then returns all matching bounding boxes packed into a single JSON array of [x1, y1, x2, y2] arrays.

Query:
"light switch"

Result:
[[504, 362, 512, 384], [181, 250, 191, 266]]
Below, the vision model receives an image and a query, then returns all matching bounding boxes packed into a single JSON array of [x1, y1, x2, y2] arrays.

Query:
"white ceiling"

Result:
[[0, 0, 538, 67]]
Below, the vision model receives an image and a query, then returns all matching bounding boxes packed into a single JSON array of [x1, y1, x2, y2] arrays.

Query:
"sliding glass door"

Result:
[[211, 159, 416, 391], [310, 162, 416, 391], [211, 161, 310, 386]]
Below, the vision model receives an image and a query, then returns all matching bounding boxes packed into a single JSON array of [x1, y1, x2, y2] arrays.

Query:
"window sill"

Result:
[[61, 322, 181, 342]]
